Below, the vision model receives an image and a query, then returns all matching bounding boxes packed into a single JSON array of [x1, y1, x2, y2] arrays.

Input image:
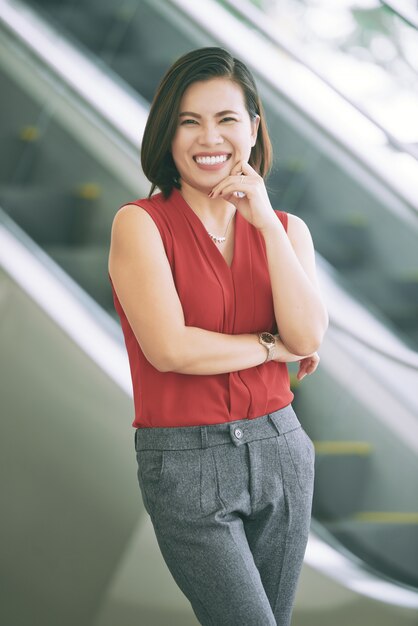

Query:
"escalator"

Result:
[[1, 0, 418, 624], [19, 0, 418, 352]]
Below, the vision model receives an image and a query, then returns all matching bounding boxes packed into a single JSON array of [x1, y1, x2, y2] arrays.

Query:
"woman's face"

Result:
[[171, 77, 260, 193]]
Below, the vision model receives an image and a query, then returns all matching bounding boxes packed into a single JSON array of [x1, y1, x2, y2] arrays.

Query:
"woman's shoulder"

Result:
[[283, 212, 315, 252], [109, 197, 172, 281], [110, 193, 174, 261]]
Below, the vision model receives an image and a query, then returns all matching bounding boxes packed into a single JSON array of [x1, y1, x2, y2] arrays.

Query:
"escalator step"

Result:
[[392, 271, 418, 304], [323, 515, 418, 587], [264, 159, 308, 211], [32, 5, 112, 53], [44, 243, 112, 310], [316, 216, 370, 270], [0, 184, 77, 245], [313, 447, 371, 519], [0, 135, 42, 185], [108, 53, 169, 101]]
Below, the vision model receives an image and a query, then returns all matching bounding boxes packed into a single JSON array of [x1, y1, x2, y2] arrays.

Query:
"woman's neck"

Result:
[[178, 180, 234, 226]]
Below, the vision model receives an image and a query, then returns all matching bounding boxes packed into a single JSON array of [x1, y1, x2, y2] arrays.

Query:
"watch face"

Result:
[[260, 332, 275, 345]]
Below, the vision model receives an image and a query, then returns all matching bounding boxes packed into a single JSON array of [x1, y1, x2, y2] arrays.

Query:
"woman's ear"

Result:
[[251, 114, 260, 147]]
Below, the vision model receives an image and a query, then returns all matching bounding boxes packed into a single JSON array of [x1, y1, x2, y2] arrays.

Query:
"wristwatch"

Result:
[[258, 332, 276, 362]]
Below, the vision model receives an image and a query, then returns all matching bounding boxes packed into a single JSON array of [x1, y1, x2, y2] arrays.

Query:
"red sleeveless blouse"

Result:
[[109, 187, 294, 428]]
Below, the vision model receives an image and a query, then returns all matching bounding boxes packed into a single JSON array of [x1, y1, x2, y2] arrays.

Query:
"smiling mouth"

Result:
[[193, 154, 231, 165]]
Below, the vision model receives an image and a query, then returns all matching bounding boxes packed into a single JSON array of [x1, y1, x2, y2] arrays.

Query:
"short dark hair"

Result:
[[141, 47, 273, 199]]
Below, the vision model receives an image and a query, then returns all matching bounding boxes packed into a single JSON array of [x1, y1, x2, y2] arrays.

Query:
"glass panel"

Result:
[[244, 0, 418, 145]]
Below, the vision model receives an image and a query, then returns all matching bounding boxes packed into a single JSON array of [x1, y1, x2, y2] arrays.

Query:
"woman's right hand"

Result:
[[272, 334, 320, 379], [296, 352, 320, 380]]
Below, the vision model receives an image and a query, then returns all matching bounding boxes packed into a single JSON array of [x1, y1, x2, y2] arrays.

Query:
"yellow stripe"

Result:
[[313, 441, 372, 455], [346, 213, 368, 227], [76, 183, 102, 199], [20, 125, 40, 141], [353, 512, 418, 524]]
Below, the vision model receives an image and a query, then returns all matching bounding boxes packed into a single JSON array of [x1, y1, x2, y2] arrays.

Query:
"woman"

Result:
[[108, 47, 328, 626]]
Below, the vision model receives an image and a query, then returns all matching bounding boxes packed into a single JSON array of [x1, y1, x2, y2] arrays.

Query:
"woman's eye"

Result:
[[180, 117, 238, 125]]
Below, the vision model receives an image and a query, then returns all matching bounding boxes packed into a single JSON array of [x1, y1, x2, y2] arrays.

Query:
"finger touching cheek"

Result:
[[230, 151, 243, 174]]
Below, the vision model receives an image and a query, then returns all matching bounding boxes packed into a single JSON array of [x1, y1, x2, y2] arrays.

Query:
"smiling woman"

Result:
[[108, 46, 328, 626], [171, 78, 259, 191], [140, 47, 272, 200]]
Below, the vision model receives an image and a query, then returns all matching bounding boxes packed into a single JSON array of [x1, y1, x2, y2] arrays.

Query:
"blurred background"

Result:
[[1, 0, 418, 624]]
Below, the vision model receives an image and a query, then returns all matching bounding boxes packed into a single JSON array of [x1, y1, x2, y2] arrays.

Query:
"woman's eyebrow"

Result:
[[178, 110, 240, 118]]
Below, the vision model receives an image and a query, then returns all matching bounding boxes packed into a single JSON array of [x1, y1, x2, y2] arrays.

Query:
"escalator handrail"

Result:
[[0, 205, 132, 394], [0, 0, 149, 150], [217, 0, 418, 162], [307, 522, 418, 607], [330, 318, 418, 370], [380, 0, 418, 30]]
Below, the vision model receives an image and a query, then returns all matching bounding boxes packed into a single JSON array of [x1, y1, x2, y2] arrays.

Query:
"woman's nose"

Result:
[[198, 124, 223, 145]]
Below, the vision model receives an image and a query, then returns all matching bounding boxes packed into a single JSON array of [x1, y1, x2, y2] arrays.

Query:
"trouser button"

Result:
[[234, 427, 243, 440]]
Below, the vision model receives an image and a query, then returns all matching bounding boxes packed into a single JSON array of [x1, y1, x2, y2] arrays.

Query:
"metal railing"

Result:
[[381, 0, 418, 30], [220, 0, 418, 161]]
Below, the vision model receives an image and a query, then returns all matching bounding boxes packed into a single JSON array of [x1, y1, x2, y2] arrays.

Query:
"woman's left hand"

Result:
[[208, 159, 277, 232], [297, 352, 320, 381]]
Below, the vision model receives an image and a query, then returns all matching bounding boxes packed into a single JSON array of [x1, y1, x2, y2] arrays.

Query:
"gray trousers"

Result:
[[134, 403, 315, 626]]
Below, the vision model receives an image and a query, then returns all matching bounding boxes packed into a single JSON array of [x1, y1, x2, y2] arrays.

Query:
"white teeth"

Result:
[[195, 155, 229, 165]]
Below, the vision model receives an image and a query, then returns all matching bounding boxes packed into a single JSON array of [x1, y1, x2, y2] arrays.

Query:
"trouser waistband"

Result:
[[134, 403, 301, 451]]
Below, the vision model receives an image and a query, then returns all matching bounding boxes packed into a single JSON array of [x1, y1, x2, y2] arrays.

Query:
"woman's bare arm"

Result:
[[260, 213, 329, 356], [108, 205, 307, 375]]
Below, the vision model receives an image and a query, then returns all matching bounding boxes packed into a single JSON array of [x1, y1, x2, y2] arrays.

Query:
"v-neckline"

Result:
[[173, 187, 239, 271]]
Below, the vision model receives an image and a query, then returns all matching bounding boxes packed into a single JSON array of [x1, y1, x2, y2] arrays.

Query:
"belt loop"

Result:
[[268, 413, 282, 435], [200, 426, 209, 449], [134, 428, 138, 448]]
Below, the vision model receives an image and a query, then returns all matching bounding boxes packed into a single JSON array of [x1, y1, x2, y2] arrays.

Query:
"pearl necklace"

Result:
[[206, 209, 236, 244]]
